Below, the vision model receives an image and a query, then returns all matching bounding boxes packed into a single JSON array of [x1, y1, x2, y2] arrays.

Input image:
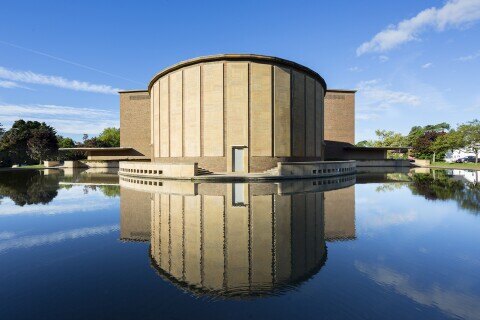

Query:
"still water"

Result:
[[0, 168, 479, 320]]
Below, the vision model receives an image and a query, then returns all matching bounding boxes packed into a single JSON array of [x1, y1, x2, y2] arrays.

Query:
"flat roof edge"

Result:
[[327, 89, 357, 93], [118, 89, 148, 94], [345, 146, 412, 151], [59, 147, 134, 151]]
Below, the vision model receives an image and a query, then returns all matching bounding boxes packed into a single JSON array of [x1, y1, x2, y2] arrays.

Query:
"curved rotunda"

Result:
[[148, 54, 327, 173]]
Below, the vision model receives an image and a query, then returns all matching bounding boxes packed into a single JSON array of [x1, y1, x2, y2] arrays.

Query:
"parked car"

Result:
[[464, 156, 478, 163], [456, 156, 478, 163]]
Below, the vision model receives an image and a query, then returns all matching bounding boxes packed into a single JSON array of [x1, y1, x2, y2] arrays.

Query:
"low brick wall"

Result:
[[119, 161, 198, 179], [63, 161, 88, 168], [356, 159, 411, 167], [277, 160, 356, 177], [44, 160, 60, 167], [81, 161, 119, 168], [62, 160, 119, 168], [413, 159, 431, 167]]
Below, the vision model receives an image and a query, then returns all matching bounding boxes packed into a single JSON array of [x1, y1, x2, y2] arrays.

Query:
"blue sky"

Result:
[[0, 0, 479, 142]]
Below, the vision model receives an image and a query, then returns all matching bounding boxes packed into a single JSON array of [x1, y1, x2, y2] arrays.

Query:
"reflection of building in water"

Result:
[[120, 188, 151, 241], [119, 177, 356, 298], [324, 186, 355, 240], [151, 184, 325, 298], [451, 169, 479, 184]]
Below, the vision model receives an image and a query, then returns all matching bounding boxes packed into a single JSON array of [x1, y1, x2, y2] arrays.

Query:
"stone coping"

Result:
[[147, 53, 327, 93]]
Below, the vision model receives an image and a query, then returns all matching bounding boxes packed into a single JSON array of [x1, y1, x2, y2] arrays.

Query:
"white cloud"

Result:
[[357, 79, 420, 109], [0, 103, 119, 135], [0, 80, 24, 89], [356, 113, 379, 121], [0, 66, 121, 94], [357, 0, 480, 55], [456, 50, 480, 61], [421, 62, 433, 68], [0, 224, 119, 253], [355, 79, 420, 121], [379, 55, 390, 62], [349, 66, 362, 72]]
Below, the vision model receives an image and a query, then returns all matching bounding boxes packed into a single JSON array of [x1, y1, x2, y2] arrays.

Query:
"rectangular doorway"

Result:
[[233, 147, 245, 172]]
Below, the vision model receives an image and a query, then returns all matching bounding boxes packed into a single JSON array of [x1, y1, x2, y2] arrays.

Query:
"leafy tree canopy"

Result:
[[457, 119, 480, 163], [0, 120, 58, 166], [97, 127, 120, 147]]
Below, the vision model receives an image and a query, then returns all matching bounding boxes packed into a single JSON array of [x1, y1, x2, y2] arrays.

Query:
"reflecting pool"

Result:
[[0, 168, 479, 319]]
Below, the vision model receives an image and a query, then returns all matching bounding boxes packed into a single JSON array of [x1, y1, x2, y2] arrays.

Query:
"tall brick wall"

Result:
[[324, 90, 355, 145], [119, 91, 151, 158]]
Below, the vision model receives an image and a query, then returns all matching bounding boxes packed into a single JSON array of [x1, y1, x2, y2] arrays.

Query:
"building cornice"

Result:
[[147, 54, 328, 94]]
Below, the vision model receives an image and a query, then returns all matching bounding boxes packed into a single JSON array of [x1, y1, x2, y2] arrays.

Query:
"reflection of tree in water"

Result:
[[409, 172, 480, 215], [0, 170, 59, 206], [456, 182, 480, 214], [375, 183, 405, 193], [82, 185, 120, 198]]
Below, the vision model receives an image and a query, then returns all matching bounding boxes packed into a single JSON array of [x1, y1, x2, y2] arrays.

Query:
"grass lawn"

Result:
[[429, 162, 480, 170], [0, 164, 45, 171]]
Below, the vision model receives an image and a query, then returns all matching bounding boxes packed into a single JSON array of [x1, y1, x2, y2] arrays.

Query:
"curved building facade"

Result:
[[148, 54, 327, 173]]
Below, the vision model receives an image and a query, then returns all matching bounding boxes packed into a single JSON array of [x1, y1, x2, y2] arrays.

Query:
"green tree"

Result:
[[407, 123, 450, 160], [0, 123, 7, 167], [0, 120, 42, 165], [373, 130, 407, 147], [27, 124, 58, 164], [356, 140, 372, 147], [57, 135, 85, 160], [430, 130, 463, 162], [82, 137, 110, 148], [355, 130, 407, 148], [97, 127, 120, 147], [407, 122, 450, 148], [457, 119, 480, 164]]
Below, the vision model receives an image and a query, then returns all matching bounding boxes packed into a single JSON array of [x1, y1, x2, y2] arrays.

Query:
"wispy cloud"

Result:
[[379, 55, 389, 62], [421, 62, 433, 68], [0, 80, 28, 89], [355, 113, 380, 121], [356, 79, 420, 121], [456, 50, 480, 61], [0, 224, 119, 253], [0, 66, 121, 94], [0, 103, 119, 135], [357, 0, 480, 55], [349, 66, 362, 72], [357, 79, 420, 109]]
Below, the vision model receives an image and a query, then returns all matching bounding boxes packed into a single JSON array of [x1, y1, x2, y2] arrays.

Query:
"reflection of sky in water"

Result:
[[0, 186, 119, 256], [353, 183, 480, 320], [0, 171, 479, 320], [0, 186, 116, 216]]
